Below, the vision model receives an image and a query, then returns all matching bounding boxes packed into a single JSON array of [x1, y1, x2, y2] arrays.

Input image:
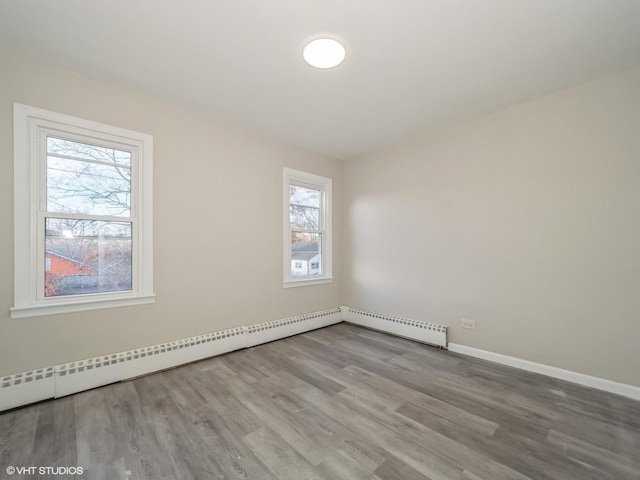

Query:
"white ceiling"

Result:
[[1, 1, 639, 159]]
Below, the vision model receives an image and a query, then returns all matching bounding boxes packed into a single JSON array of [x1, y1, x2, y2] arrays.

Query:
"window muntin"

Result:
[[284, 168, 332, 287], [12, 104, 154, 318]]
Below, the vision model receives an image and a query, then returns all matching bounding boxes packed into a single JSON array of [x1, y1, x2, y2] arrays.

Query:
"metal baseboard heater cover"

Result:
[[0, 306, 444, 412], [0, 307, 343, 412], [55, 326, 247, 398], [344, 307, 448, 347], [246, 307, 342, 347], [0, 368, 56, 413]]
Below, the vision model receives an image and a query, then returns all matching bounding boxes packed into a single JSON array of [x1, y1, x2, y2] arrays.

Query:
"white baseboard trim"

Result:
[[448, 343, 640, 401], [344, 306, 447, 347]]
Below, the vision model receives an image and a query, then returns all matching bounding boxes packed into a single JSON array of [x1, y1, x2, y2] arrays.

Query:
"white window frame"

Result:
[[283, 168, 333, 288], [12, 104, 154, 319]]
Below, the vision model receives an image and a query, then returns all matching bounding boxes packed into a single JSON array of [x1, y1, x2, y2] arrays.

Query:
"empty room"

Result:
[[1, 1, 639, 479]]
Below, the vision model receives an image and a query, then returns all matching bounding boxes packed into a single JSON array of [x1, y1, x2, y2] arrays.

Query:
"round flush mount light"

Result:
[[303, 38, 346, 69]]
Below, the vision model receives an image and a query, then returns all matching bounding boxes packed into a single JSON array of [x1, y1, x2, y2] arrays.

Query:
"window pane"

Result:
[[290, 185, 320, 208], [291, 232, 321, 277], [45, 218, 132, 297], [290, 205, 319, 230], [47, 136, 131, 217]]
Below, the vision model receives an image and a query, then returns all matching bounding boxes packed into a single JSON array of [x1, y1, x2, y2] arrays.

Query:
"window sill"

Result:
[[283, 277, 334, 288], [11, 294, 156, 319]]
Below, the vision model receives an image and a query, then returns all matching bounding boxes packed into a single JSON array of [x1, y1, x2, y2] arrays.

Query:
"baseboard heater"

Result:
[[0, 307, 343, 412], [344, 307, 448, 348], [246, 309, 343, 347]]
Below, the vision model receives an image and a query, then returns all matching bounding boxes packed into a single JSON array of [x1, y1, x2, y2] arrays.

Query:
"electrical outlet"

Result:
[[461, 318, 476, 330]]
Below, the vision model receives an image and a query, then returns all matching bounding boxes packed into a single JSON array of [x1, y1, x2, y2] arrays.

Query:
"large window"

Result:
[[284, 168, 332, 287], [12, 104, 154, 318]]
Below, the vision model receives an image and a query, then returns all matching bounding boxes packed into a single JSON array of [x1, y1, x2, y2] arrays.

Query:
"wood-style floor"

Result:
[[1, 323, 639, 480]]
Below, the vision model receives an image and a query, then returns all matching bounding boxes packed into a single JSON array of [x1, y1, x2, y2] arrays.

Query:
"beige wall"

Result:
[[0, 50, 343, 376], [344, 66, 640, 387]]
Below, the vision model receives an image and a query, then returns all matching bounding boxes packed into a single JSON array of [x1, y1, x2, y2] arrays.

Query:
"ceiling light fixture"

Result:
[[303, 38, 346, 69]]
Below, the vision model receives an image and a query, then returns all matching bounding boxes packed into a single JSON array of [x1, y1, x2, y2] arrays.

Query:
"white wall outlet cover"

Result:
[[461, 318, 476, 329]]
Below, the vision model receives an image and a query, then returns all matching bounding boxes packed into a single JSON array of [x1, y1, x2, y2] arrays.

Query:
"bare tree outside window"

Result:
[[47, 137, 132, 216]]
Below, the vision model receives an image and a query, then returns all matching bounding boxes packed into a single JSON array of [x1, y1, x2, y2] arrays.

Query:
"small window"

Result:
[[284, 168, 332, 287], [12, 104, 155, 318]]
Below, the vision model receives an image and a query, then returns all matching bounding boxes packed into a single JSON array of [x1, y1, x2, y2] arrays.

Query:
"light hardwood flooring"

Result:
[[1, 323, 639, 479]]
